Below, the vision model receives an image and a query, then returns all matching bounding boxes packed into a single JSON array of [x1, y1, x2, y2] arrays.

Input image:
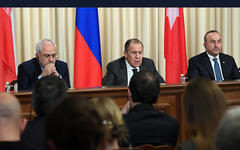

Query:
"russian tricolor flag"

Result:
[[74, 8, 102, 89]]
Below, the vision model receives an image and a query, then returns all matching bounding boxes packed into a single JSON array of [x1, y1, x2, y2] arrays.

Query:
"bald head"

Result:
[[0, 93, 25, 141], [0, 93, 21, 121]]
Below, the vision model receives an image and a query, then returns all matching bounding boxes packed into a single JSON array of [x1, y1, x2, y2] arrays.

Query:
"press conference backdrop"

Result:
[[14, 8, 240, 87]]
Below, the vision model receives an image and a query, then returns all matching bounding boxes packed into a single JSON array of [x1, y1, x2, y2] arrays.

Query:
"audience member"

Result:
[[90, 97, 128, 150], [177, 77, 227, 150], [0, 92, 36, 150], [17, 38, 70, 91], [102, 38, 165, 86], [45, 96, 105, 150], [21, 75, 68, 150], [215, 108, 240, 150], [122, 71, 179, 147], [186, 30, 240, 81]]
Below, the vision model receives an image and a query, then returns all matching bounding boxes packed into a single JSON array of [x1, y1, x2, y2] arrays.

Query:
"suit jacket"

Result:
[[17, 58, 70, 91], [186, 52, 240, 81], [122, 104, 179, 147], [0, 141, 38, 150], [21, 116, 48, 150], [102, 57, 165, 86]]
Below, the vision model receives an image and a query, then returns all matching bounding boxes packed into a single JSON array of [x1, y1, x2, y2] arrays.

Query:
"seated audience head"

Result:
[[45, 96, 105, 150], [35, 38, 57, 67], [129, 71, 160, 105], [32, 75, 68, 116], [124, 38, 144, 68], [183, 77, 226, 150], [215, 108, 240, 150], [90, 97, 127, 150], [0, 92, 26, 141]]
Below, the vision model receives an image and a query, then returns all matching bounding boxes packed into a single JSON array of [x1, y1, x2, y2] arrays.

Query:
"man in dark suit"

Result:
[[121, 71, 179, 147], [17, 39, 70, 91], [186, 30, 240, 81], [102, 38, 165, 86], [21, 75, 68, 150]]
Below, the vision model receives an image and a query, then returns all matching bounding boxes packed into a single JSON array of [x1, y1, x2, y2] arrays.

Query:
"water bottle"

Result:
[[5, 82, 10, 93], [180, 74, 185, 84]]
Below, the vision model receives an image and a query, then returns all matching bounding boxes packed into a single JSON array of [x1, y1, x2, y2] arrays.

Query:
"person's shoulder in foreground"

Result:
[[121, 71, 178, 147], [21, 75, 68, 150], [215, 107, 240, 150], [45, 96, 106, 150], [177, 77, 226, 150], [0, 92, 38, 150]]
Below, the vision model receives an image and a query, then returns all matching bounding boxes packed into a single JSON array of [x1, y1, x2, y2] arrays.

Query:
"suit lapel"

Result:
[[120, 58, 128, 85], [219, 53, 227, 79], [202, 52, 215, 80], [139, 58, 145, 71], [34, 58, 43, 77], [55, 60, 61, 75]]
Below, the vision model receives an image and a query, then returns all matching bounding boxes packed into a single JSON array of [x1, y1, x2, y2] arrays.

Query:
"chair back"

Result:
[[10, 80, 17, 91]]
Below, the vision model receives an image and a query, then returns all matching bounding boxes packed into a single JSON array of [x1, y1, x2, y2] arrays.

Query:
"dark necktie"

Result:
[[132, 69, 138, 75], [213, 58, 223, 81]]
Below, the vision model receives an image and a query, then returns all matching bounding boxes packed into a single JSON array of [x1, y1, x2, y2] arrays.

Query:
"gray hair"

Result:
[[215, 108, 240, 150], [36, 39, 57, 54]]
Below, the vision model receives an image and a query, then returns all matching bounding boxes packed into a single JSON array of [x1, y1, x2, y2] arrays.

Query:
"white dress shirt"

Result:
[[125, 60, 139, 86]]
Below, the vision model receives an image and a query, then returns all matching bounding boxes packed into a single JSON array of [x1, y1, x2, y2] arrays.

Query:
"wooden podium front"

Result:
[[12, 81, 240, 144]]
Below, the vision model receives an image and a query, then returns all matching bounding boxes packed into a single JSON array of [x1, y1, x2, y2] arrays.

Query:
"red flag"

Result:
[[74, 8, 102, 89], [0, 8, 16, 92], [164, 8, 187, 84]]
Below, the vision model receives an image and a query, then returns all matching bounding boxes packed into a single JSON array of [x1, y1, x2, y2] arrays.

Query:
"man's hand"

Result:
[[41, 63, 59, 77], [51, 68, 60, 77]]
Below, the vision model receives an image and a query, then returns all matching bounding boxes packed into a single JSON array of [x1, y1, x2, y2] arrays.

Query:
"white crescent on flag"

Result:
[[3, 8, 11, 16], [166, 8, 179, 30]]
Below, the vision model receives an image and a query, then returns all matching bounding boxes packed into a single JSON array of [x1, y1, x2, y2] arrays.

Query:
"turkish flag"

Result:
[[0, 8, 16, 91], [164, 8, 187, 84]]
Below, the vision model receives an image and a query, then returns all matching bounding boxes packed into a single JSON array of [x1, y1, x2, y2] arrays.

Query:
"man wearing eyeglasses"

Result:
[[17, 39, 70, 91], [102, 38, 165, 86]]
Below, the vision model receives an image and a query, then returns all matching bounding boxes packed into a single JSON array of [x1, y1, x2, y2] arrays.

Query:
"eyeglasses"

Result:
[[42, 54, 57, 59]]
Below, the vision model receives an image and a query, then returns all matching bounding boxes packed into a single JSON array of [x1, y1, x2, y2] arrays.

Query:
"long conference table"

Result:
[[12, 81, 240, 144]]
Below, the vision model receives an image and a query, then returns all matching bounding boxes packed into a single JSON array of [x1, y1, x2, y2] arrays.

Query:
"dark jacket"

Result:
[[0, 141, 38, 150], [123, 104, 179, 147], [21, 116, 48, 150], [186, 52, 240, 81], [17, 58, 70, 91], [102, 57, 165, 86]]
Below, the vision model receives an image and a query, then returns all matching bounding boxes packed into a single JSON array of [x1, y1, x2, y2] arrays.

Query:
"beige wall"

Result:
[[14, 8, 240, 87]]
